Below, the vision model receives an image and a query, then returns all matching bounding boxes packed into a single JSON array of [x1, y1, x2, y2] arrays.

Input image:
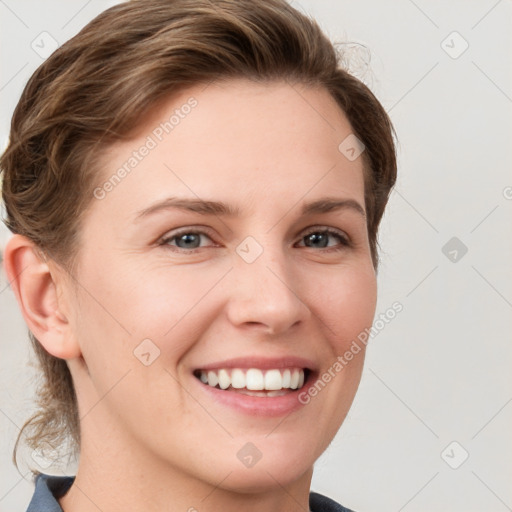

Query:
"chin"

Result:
[[216, 462, 312, 494], [196, 435, 318, 493]]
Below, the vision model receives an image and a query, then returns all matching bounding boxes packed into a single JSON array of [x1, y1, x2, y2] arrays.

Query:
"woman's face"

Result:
[[66, 79, 377, 491]]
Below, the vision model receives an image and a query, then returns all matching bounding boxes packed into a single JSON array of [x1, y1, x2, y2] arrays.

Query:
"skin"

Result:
[[5, 79, 377, 512]]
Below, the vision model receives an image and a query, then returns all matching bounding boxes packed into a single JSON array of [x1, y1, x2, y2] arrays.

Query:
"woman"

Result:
[[1, 0, 397, 510]]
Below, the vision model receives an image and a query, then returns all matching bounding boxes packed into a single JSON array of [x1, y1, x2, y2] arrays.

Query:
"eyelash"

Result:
[[158, 226, 351, 253]]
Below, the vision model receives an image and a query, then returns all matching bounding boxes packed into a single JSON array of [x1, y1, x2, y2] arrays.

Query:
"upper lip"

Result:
[[194, 356, 316, 372]]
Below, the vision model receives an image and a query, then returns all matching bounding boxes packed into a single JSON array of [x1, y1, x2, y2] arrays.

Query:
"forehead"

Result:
[[91, 79, 365, 218]]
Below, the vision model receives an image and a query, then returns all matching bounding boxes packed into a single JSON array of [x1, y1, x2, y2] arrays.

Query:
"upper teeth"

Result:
[[198, 368, 305, 391]]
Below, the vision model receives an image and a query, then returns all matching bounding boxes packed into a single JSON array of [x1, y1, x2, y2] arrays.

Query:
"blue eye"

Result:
[[298, 229, 350, 250], [161, 230, 215, 251]]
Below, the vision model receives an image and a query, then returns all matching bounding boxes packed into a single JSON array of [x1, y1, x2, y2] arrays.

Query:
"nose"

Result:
[[225, 243, 310, 335]]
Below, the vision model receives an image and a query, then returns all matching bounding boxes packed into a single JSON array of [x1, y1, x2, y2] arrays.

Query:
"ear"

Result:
[[3, 234, 82, 360]]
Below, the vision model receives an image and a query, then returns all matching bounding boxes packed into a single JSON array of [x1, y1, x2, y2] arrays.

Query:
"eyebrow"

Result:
[[134, 196, 366, 221]]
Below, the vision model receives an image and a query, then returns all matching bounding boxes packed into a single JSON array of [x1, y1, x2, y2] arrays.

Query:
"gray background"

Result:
[[1, 1, 511, 511]]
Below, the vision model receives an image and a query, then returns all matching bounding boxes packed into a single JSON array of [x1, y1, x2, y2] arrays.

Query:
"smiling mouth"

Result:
[[193, 367, 310, 397]]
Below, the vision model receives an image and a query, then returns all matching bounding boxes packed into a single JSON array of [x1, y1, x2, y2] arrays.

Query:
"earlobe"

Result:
[[3, 234, 82, 360]]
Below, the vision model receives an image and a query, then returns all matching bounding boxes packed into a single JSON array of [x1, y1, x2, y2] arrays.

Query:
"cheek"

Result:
[[305, 263, 377, 351], [122, 263, 228, 336], [74, 257, 227, 363]]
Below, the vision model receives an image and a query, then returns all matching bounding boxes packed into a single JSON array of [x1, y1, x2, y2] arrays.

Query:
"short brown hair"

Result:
[[1, 0, 397, 471]]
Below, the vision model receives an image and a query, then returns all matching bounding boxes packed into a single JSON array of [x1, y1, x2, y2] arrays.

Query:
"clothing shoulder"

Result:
[[310, 491, 356, 512], [25, 473, 74, 512]]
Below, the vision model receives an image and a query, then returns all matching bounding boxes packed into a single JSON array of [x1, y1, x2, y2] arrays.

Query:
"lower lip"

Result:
[[192, 373, 313, 417]]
